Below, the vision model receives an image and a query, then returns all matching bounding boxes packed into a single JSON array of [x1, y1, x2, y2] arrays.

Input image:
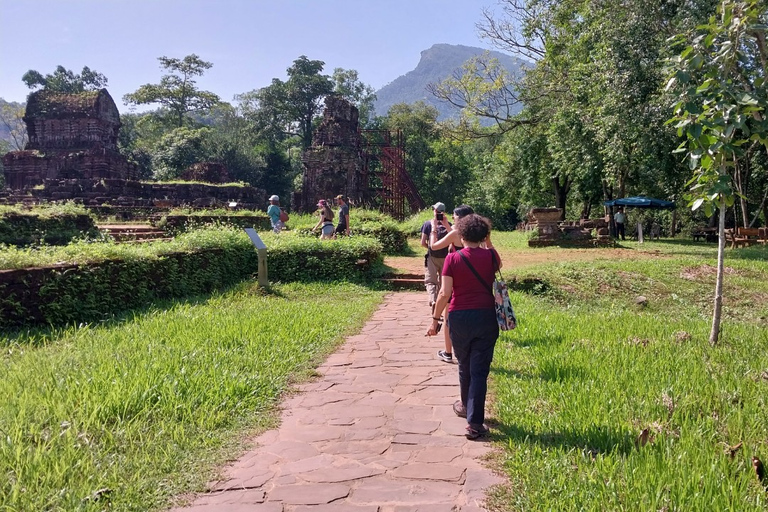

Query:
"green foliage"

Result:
[[261, 232, 382, 282], [489, 244, 768, 510], [123, 54, 221, 128], [332, 68, 377, 127], [290, 208, 408, 254], [21, 65, 107, 93], [667, 0, 767, 217], [0, 281, 383, 510], [151, 127, 210, 180], [0, 203, 98, 246], [0, 227, 382, 329]]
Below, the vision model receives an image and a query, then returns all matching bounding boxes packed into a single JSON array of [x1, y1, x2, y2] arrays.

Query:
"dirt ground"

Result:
[[384, 247, 658, 275]]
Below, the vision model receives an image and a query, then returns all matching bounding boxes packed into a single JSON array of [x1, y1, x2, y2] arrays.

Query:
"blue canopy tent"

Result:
[[603, 196, 676, 209], [603, 196, 676, 242]]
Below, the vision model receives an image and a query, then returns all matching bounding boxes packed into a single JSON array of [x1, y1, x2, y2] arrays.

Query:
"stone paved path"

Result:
[[171, 291, 505, 512]]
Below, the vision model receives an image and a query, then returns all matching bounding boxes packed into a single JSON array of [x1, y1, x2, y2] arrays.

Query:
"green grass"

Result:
[[487, 240, 768, 511], [0, 281, 384, 510]]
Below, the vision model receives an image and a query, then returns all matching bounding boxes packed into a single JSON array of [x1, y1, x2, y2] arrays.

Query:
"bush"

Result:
[[260, 232, 382, 282], [0, 227, 383, 329], [0, 203, 99, 246]]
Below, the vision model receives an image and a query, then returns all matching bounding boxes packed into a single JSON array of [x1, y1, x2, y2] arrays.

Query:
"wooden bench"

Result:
[[692, 227, 717, 242], [728, 227, 761, 248]]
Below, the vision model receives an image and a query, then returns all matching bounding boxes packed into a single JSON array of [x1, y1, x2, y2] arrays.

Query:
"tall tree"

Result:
[[123, 54, 220, 128], [667, 0, 767, 344], [22, 65, 108, 93], [237, 56, 333, 149], [332, 68, 377, 127]]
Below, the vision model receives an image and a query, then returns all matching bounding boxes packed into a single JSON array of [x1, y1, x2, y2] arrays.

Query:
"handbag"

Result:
[[279, 209, 289, 222], [458, 249, 517, 331]]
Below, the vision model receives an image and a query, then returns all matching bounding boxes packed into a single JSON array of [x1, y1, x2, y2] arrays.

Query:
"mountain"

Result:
[[373, 43, 527, 121]]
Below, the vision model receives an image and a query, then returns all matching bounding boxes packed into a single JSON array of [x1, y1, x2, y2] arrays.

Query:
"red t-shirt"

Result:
[[442, 247, 500, 312]]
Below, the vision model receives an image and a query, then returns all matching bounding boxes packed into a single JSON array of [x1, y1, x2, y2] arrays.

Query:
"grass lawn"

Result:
[[483, 233, 768, 510], [0, 281, 383, 511]]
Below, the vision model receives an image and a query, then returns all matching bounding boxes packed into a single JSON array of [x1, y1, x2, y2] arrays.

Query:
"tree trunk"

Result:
[[734, 157, 749, 227], [670, 209, 677, 237], [710, 196, 726, 345], [552, 175, 570, 221]]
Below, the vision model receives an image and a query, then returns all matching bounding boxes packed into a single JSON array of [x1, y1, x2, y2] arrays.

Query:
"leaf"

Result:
[[736, 92, 759, 105], [692, 197, 705, 211]]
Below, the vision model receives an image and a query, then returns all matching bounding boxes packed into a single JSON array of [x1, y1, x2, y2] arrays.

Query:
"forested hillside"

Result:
[[373, 43, 526, 120]]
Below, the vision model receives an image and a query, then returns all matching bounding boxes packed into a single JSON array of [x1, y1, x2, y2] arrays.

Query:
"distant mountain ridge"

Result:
[[373, 43, 527, 120]]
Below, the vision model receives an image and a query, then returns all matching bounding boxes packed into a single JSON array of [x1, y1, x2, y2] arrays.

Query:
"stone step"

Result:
[[378, 277, 424, 291]]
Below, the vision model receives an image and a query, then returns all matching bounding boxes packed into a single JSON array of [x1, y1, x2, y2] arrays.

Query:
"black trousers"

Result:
[[448, 309, 499, 427], [616, 222, 626, 240]]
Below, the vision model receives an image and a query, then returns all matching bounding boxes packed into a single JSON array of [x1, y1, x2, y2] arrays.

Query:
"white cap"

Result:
[[432, 202, 446, 212], [269, 195, 279, 202]]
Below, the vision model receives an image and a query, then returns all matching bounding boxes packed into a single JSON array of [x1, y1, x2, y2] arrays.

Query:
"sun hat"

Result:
[[269, 195, 279, 202], [432, 202, 446, 212]]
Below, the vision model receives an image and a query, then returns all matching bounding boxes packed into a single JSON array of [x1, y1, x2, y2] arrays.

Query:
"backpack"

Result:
[[429, 223, 450, 258], [279, 209, 289, 222]]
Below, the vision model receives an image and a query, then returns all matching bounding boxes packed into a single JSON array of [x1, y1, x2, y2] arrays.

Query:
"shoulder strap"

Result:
[[457, 249, 493, 296]]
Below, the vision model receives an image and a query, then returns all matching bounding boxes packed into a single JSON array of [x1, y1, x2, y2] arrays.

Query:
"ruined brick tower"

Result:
[[298, 95, 366, 212], [2, 88, 138, 190]]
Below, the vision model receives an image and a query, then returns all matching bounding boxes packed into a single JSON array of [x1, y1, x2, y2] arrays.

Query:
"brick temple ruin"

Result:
[[297, 95, 424, 219], [1, 88, 264, 209]]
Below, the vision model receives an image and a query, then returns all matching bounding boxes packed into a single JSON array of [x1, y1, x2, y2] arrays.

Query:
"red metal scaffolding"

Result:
[[359, 129, 424, 220]]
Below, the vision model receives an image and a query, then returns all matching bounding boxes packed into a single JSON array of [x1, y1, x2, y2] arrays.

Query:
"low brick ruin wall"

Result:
[[2, 178, 266, 210]]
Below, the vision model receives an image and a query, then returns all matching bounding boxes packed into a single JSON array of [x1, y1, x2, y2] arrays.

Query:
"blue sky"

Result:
[[0, 0, 499, 112]]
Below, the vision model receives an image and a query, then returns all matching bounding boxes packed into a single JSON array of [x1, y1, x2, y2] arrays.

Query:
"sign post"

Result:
[[243, 228, 268, 286]]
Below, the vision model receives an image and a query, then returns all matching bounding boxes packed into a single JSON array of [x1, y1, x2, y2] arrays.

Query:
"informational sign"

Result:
[[243, 228, 268, 285]]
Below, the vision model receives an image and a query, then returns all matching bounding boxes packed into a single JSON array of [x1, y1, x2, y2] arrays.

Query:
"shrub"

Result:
[[0, 227, 383, 329], [260, 232, 382, 282], [0, 203, 99, 246]]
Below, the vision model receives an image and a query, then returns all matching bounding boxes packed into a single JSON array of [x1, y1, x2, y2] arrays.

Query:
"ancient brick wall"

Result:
[[25, 178, 265, 210]]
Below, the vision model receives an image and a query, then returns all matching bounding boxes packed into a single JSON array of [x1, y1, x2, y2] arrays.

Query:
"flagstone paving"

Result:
[[171, 291, 505, 512]]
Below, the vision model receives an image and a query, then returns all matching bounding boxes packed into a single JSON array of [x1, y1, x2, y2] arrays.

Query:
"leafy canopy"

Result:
[[123, 54, 220, 128], [22, 65, 107, 93]]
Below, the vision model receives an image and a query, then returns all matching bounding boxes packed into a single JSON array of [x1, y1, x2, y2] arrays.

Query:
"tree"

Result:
[[667, 0, 767, 344], [151, 127, 210, 181], [123, 54, 220, 128], [238, 56, 334, 150], [21, 65, 107, 93], [331, 68, 377, 127], [383, 102, 441, 196], [0, 100, 27, 151]]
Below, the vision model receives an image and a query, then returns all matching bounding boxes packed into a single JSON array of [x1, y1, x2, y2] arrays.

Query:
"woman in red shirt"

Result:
[[427, 214, 501, 439]]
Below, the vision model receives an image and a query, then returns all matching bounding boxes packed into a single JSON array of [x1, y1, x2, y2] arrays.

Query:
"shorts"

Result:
[[335, 223, 347, 234], [321, 223, 334, 236]]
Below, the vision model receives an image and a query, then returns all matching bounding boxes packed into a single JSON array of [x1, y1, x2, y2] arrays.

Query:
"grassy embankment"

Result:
[[485, 232, 768, 510], [1, 240, 383, 510]]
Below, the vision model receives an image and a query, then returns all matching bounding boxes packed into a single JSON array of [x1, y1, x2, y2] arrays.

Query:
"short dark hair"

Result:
[[453, 205, 474, 218], [456, 214, 490, 243]]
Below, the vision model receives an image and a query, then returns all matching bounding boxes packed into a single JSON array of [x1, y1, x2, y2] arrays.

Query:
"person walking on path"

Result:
[[429, 205, 496, 364], [267, 195, 284, 233], [335, 195, 350, 237], [427, 214, 501, 440], [420, 202, 451, 310], [311, 199, 335, 239], [614, 208, 627, 241]]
